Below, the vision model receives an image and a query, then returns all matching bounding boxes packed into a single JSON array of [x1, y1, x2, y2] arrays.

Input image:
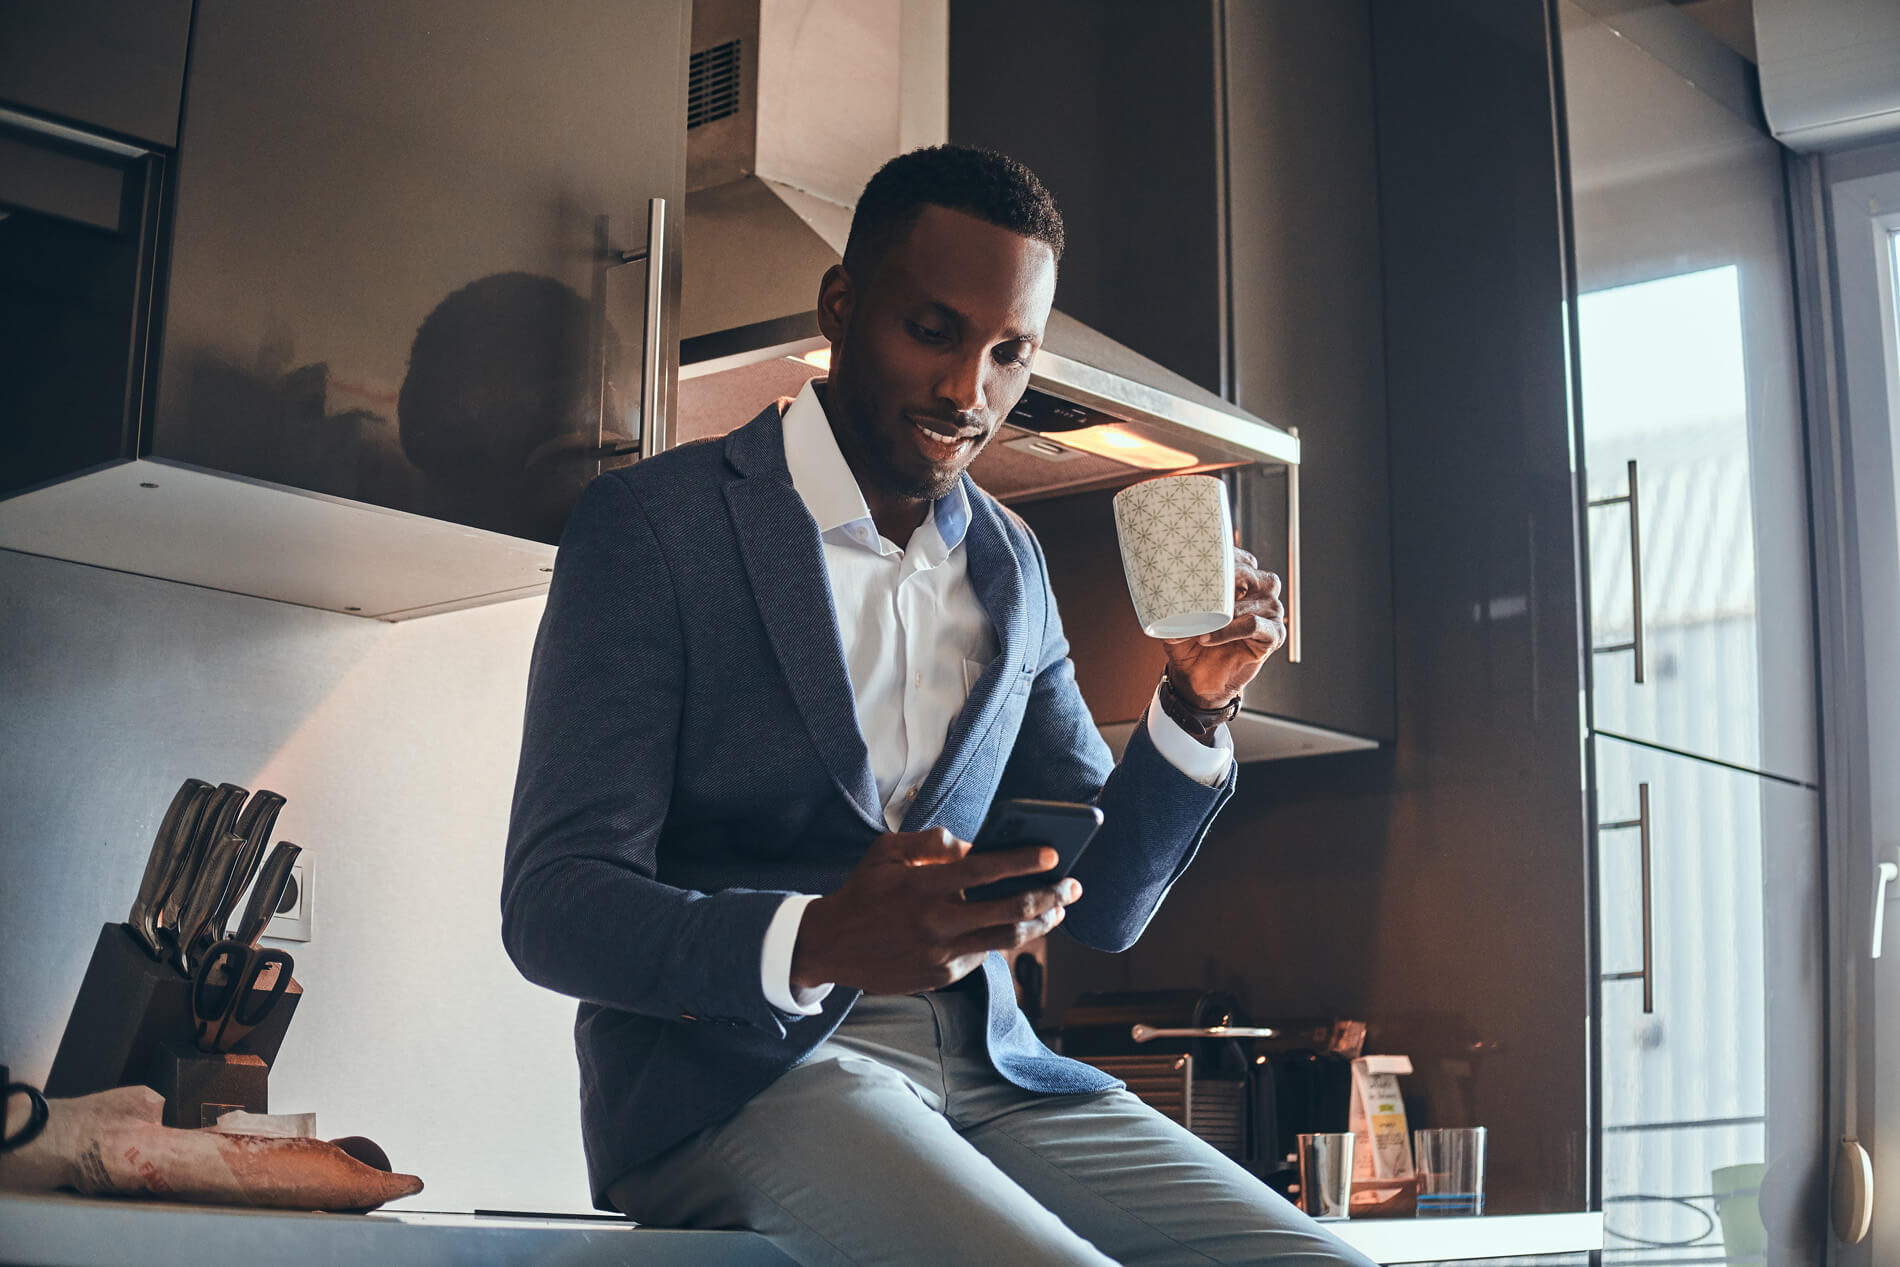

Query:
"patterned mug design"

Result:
[[1112, 475, 1234, 639]]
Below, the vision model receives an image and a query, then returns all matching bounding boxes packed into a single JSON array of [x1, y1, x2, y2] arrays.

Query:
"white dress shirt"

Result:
[[759, 381, 1233, 1014]]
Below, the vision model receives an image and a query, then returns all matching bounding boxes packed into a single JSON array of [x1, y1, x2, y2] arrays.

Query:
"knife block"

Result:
[[45, 923, 300, 1120]]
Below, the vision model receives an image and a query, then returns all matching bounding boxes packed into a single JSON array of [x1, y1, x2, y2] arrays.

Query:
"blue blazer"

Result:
[[502, 401, 1237, 1207]]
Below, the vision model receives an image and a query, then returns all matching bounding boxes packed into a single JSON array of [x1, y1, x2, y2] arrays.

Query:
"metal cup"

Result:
[[1296, 1131, 1355, 1220]]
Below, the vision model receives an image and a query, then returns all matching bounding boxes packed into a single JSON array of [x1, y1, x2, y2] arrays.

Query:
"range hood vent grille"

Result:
[[688, 38, 742, 130]]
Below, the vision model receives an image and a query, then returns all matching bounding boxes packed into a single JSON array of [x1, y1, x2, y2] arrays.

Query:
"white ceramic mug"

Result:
[[1112, 474, 1235, 638]]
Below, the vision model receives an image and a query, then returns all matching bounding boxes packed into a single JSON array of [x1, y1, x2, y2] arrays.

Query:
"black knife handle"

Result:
[[157, 784, 245, 939], [236, 841, 301, 948], [173, 830, 246, 977], [215, 790, 287, 940], [127, 778, 213, 956]]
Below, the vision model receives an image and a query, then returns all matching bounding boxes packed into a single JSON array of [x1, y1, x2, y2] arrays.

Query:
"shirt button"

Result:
[[913, 671, 923, 687], [904, 787, 917, 802]]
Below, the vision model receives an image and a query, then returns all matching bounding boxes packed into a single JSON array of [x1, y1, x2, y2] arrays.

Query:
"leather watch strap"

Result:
[[1156, 671, 1239, 741]]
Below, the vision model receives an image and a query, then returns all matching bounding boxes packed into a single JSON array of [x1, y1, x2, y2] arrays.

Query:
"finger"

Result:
[[1233, 567, 1281, 600], [1227, 593, 1284, 623], [959, 882, 1073, 931], [1200, 614, 1285, 649], [1195, 610, 1266, 645], [877, 828, 968, 867], [929, 845, 1060, 893], [943, 904, 1066, 960]]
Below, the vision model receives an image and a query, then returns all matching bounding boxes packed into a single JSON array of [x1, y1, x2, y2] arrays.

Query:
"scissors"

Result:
[[190, 841, 301, 1052]]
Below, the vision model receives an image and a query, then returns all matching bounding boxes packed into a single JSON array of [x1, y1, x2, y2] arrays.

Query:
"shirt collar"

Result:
[[780, 380, 971, 556]]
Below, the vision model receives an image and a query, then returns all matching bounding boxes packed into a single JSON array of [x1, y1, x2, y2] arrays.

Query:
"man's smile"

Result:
[[906, 412, 984, 464]]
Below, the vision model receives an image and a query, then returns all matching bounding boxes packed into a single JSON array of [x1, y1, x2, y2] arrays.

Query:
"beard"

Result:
[[836, 388, 980, 502]]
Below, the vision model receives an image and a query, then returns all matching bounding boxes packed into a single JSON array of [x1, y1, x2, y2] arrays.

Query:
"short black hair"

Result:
[[842, 145, 1064, 282]]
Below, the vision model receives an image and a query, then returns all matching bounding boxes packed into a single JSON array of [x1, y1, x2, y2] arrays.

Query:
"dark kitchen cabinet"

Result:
[[950, 0, 1395, 747], [0, 0, 192, 148], [155, 0, 686, 549], [1018, 0, 1595, 1221], [0, 1, 688, 619]]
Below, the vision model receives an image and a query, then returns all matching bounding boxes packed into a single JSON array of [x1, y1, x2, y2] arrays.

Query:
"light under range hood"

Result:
[[673, 0, 1298, 503]]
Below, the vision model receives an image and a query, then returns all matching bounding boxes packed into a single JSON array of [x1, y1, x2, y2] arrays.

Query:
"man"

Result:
[[503, 145, 1371, 1266]]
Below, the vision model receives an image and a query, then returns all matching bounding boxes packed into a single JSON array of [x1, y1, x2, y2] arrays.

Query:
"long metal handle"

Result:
[[1131, 1024, 1279, 1043], [1600, 781, 1655, 1013], [1588, 459, 1645, 683], [1286, 429, 1302, 665], [1874, 861, 1898, 959], [608, 197, 670, 461]]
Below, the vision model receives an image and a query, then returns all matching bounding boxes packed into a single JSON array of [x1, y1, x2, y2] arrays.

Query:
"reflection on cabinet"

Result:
[[1593, 735, 1823, 1260], [949, 0, 1394, 745], [0, 1, 689, 619], [0, 0, 192, 147], [157, 0, 685, 548], [1565, 0, 1817, 785]]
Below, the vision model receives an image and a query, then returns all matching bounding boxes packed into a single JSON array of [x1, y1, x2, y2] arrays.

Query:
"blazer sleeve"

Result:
[[501, 474, 795, 1035], [991, 526, 1236, 954]]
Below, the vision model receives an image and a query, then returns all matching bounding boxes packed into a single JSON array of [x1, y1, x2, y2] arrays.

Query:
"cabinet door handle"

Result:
[[1873, 860, 1898, 960], [1286, 429, 1302, 665], [594, 198, 671, 464], [1588, 458, 1646, 683], [614, 197, 671, 461], [1600, 781, 1655, 1013]]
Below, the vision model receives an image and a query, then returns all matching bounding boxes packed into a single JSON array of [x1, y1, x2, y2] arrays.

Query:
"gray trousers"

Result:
[[608, 990, 1376, 1267]]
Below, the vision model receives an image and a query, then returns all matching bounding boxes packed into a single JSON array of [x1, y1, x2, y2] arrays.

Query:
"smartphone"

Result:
[[962, 797, 1104, 904]]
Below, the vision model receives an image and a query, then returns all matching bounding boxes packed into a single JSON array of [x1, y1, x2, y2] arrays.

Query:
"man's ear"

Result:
[[815, 264, 853, 343]]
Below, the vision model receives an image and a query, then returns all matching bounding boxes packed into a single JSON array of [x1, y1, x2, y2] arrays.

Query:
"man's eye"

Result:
[[907, 322, 948, 343], [994, 345, 1033, 367]]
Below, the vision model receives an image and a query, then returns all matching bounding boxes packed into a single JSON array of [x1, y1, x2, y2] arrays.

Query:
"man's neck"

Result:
[[813, 382, 931, 545], [861, 487, 930, 548]]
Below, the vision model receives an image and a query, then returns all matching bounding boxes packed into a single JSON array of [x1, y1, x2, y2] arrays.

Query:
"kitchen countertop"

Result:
[[0, 1193, 1603, 1265]]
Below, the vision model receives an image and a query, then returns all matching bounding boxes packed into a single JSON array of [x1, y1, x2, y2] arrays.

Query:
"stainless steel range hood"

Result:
[[673, 0, 1298, 502]]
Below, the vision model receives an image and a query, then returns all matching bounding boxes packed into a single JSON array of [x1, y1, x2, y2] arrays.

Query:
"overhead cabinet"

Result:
[[951, 0, 1394, 754], [0, 0, 192, 148], [0, 0, 690, 619]]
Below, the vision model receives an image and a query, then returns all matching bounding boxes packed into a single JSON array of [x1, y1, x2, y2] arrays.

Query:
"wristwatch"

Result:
[[1156, 670, 1240, 741]]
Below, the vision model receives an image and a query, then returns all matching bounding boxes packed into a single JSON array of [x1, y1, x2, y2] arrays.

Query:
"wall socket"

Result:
[[265, 856, 313, 942]]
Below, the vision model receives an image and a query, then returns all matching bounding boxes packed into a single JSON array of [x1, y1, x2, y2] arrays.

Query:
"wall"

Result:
[[0, 548, 596, 1214]]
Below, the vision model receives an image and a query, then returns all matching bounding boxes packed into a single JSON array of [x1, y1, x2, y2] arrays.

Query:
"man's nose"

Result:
[[934, 350, 989, 418]]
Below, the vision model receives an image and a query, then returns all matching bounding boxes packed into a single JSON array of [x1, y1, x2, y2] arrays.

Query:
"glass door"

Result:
[[1558, 3, 1831, 1262], [1562, 1, 1817, 787]]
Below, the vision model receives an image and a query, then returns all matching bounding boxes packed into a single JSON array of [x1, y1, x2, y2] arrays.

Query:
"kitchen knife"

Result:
[[234, 841, 302, 948], [211, 790, 287, 942], [172, 830, 248, 976], [125, 778, 213, 956], [156, 783, 247, 946]]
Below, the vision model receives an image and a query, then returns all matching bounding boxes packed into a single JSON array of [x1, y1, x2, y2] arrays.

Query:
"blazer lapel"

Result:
[[723, 406, 884, 831], [903, 483, 1032, 829]]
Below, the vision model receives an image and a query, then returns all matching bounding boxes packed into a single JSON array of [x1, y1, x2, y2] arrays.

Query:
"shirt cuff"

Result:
[[761, 893, 833, 1016], [1144, 684, 1235, 786]]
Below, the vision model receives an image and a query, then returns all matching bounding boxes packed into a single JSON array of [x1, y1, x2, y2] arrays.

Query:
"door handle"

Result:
[[1589, 458, 1646, 683], [1600, 782, 1655, 1013], [1286, 428, 1301, 665], [591, 197, 671, 465], [1874, 860, 1898, 959]]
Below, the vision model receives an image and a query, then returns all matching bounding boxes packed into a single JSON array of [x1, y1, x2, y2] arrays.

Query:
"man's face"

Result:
[[818, 204, 1057, 503]]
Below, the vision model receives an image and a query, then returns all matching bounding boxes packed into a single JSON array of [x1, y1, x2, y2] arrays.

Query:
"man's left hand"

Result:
[[1161, 550, 1286, 708]]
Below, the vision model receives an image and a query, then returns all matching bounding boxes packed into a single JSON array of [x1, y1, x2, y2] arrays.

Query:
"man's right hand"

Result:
[[790, 828, 1081, 995]]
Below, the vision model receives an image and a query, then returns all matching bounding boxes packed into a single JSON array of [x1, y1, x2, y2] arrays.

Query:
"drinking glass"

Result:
[[1414, 1127, 1486, 1217]]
